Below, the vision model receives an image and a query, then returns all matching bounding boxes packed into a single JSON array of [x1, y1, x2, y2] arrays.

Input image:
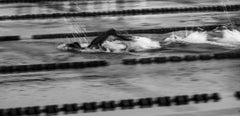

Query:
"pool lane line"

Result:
[[0, 51, 239, 74], [0, 60, 108, 74], [0, 24, 239, 41], [31, 24, 240, 39], [0, 36, 21, 42], [122, 52, 240, 65], [0, 0, 89, 3], [0, 92, 223, 116], [0, 4, 240, 21]]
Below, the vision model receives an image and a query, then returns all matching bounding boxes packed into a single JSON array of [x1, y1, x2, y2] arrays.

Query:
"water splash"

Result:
[[58, 27, 240, 53], [101, 36, 161, 52], [163, 32, 184, 43], [163, 28, 240, 49], [214, 29, 240, 46], [102, 40, 127, 53], [184, 31, 208, 43], [163, 31, 210, 44], [127, 36, 161, 51]]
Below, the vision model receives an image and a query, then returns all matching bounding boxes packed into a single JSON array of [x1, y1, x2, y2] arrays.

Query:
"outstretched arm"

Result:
[[88, 29, 132, 49], [88, 30, 111, 49]]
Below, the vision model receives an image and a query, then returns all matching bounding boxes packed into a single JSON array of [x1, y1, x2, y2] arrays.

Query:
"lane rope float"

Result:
[[0, 36, 21, 42], [122, 52, 240, 65], [32, 24, 240, 39], [0, 60, 108, 74], [234, 91, 240, 100], [0, 0, 80, 3], [0, 4, 240, 21], [0, 92, 221, 116]]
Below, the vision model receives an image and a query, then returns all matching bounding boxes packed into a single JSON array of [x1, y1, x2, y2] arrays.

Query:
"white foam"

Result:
[[102, 36, 161, 52], [163, 33, 183, 43], [102, 40, 127, 53], [163, 29, 240, 48], [216, 29, 240, 45], [128, 36, 161, 51], [184, 31, 209, 43]]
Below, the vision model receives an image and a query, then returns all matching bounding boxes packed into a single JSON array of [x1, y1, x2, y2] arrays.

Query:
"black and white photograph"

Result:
[[0, 0, 240, 116]]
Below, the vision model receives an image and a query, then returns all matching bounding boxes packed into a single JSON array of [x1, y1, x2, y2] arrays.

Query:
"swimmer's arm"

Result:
[[88, 29, 122, 48], [88, 29, 132, 48], [88, 32, 109, 49]]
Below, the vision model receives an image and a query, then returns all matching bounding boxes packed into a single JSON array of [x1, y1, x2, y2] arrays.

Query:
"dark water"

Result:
[[0, 1, 240, 115]]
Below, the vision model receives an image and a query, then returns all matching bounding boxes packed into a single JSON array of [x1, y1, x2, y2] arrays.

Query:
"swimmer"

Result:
[[58, 28, 161, 52], [58, 26, 240, 53]]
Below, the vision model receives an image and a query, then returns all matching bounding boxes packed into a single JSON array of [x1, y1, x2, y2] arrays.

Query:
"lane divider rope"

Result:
[[0, 36, 20, 42], [0, 24, 239, 41], [235, 91, 240, 100], [0, 0, 79, 3], [122, 52, 240, 65], [32, 24, 240, 39], [0, 4, 239, 21], [0, 92, 222, 116], [0, 52, 239, 74], [0, 60, 108, 74]]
